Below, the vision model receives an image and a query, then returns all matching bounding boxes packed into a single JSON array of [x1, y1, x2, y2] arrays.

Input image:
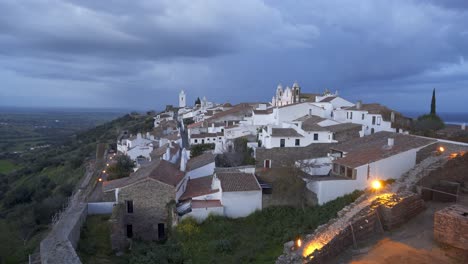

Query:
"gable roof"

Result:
[[103, 159, 184, 191], [271, 128, 303, 137], [332, 131, 436, 168], [297, 116, 329, 132], [319, 96, 337, 102], [324, 123, 362, 132], [179, 176, 218, 200], [216, 172, 261, 192], [187, 152, 216, 171], [205, 103, 255, 121]]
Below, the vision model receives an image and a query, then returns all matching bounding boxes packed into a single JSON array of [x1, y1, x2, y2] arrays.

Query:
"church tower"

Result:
[[292, 81, 301, 103], [179, 90, 186, 108]]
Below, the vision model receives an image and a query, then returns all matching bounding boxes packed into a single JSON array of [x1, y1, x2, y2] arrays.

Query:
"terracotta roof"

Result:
[[150, 143, 169, 159], [192, 200, 222, 208], [187, 152, 216, 171], [216, 172, 261, 192], [271, 128, 303, 137], [188, 121, 203, 129], [170, 144, 180, 156], [191, 133, 223, 139], [103, 159, 185, 191], [206, 103, 255, 121], [298, 116, 328, 131], [253, 109, 273, 115], [179, 176, 218, 200], [325, 123, 362, 132], [163, 134, 180, 141], [319, 96, 337, 102], [332, 131, 436, 168]]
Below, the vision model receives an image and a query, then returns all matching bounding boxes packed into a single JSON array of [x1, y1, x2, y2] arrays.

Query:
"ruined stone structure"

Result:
[[434, 204, 468, 250]]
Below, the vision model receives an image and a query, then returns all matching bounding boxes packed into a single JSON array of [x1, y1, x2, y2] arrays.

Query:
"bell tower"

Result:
[[179, 90, 186, 108]]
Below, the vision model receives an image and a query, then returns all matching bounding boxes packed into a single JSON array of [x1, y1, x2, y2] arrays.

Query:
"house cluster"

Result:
[[104, 82, 441, 249]]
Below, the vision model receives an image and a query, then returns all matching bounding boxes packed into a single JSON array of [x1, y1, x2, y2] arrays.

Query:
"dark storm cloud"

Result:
[[0, 0, 467, 112]]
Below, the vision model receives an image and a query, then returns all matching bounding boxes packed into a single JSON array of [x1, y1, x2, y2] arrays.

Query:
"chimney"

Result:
[[356, 100, 362, 110], [388, 138, 394, 147], [462, 123, 466, 131]]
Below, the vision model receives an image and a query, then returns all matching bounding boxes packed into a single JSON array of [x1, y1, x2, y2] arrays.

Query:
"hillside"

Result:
[[0, 113, 154, 263]]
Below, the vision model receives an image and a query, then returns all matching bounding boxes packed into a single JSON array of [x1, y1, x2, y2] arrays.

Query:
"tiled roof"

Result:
[[187, 152, 216, 171], [191, 133, 223, 139], [325, 123, 362, 132], [319, 96, 337, 102], [253, 109, 273, 115], [192, 200, 222, 208], [216, 172, 261, 192], [179, 176, 218, 200], [188, 121, 203, 129], [332, 131, 436, 168], [271, 128, 303, 137], [103, 159, 185, 191], [299, 116, 328, 131], [206, 103, 255, 121], [150, 143, 169, 159]]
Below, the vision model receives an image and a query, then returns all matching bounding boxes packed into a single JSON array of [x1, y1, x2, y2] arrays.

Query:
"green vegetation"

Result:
[[0, 160, 19, 174], [0, 112, 153, 263], [216, 137, 256, 167], [412, 88, 445, 136], [78, 215, 128, 264], [190, 143, 215, 158], [128, 190, 363, 263], [107, 155, 135, 180]]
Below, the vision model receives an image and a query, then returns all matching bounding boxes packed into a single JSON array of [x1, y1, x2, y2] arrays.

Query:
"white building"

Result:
[[305, 132, 436, 205], [185, 152, 217, 179], [177, 170, 262, 222], [333, 101, 410, 136], [117, 132, 157, 161], [189, 132, 224, 145], [179, 90, 186, 108]]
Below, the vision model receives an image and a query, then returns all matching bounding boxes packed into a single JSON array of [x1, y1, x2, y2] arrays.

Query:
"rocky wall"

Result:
[[376, 193, 426, 230], [434, 204, 468, 250]]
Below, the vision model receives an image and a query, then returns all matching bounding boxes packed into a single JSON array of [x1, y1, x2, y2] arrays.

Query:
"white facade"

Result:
[[179, 90, 186, 108], [307, 147, 422, 205], [186, 162, 216, 179], [181, 206, 224, 222], [222, 191, 262, 218], [259, 124, 335, 149]]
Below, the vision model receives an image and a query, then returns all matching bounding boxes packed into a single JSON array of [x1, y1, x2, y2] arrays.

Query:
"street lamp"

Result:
[[371, 180, 382, 190]]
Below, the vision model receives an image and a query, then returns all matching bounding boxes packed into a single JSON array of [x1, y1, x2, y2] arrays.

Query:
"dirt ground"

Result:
[[332, 201, 468, 264]]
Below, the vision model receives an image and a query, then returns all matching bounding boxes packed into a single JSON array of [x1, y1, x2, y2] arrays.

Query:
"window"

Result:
[[158, 223, 165, 240], [371, 128, 375, 134], [313, 133, 319, 141], [194, 139, 198, 143], [346, 167, 353, 179], [264, 159, 271, 168], [295, 139, 300, 146], [350, 112, 353, 119], [372, 116, 376, 125], [377, 117, 381, 125], [340, 165, 346, 176], [126, 224, 133, 238], [280, 139, 285, 147], [332, 133, 336, 140], [347, 112, 349, 119], [126, 200, 133, 214], [362, 113, 365, 120]]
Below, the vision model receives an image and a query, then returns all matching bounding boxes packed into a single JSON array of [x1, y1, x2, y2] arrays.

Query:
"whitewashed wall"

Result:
[[222, 190, 262, 218], [181, 206, 224, 223], [186, 162, 216, 179]]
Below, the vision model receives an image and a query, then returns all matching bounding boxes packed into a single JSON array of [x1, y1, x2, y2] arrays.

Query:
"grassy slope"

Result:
[[0, 160, 18, 174], [0, 114, 154, 263]]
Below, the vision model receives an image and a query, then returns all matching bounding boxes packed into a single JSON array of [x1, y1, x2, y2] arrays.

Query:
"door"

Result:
[[158, 223, 165, 240], [264, 159, 270, 168], [126, 224, 133, 238]]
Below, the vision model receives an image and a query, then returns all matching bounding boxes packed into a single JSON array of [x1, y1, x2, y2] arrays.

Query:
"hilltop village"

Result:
[[38, 83, 468, 264], [102, 83, 462, 249]]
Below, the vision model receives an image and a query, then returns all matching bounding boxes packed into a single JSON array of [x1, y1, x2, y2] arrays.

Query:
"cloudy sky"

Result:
[[0, 0, 467, 112]]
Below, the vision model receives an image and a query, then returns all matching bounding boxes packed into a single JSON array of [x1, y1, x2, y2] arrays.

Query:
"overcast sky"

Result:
[[0, 0, 467, 112]]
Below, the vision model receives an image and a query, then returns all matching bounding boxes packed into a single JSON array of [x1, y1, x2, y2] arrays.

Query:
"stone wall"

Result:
[[376, 193, 426, 230], [40, 203, 88, 264], [277, 192, 426, 264], [308, 208, 378, 263], [434, 204, 468, 250], [109, 204, 129, 251], [415, 142, 438, 164], [256, 143, 334, 168], [118, 178, 175, 241]]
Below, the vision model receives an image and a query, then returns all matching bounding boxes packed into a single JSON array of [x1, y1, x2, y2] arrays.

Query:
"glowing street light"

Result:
[[296, 238, 302, 248], [102, 170, 106, 174], [438, 146, 445, 153], [371, 180, 382, 190], [98, 178, 103, 182]]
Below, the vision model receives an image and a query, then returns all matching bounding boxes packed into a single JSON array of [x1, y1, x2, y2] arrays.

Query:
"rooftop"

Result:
[[216, 172, 261, 192], [324, 122, 362, 132], [187, 152, 216, 171], [271, 128, 303, 137], [319, 96, 337, 103], [191, 200, 223, 208], [103, 159, 184, 191], [179, 176, 218, 200], [332, 131, 436, 168]]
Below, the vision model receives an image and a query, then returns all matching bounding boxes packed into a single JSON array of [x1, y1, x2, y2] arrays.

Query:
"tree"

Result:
[[430, 88, 436, 115], [195, 97, 201, 106], [107, 155, 135, 180]]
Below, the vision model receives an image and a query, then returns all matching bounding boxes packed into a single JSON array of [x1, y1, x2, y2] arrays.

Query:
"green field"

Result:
[[0, 160, 18, 174]]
